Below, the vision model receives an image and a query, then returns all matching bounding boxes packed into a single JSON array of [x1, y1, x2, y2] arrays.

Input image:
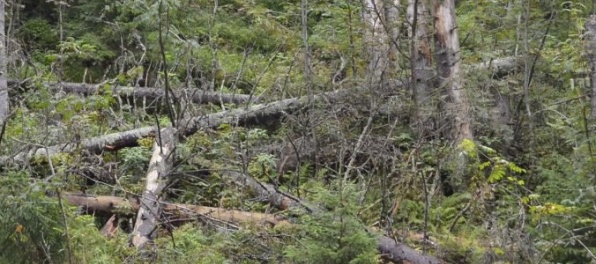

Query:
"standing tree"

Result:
[[361, 0, 400, 89], [585, 15, 596, 120], [0, 0, 8, 132], [433, 0, 472, 143]]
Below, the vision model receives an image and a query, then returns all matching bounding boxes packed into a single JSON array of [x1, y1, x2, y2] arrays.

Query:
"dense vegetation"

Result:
[[0, 0, 594, 263]]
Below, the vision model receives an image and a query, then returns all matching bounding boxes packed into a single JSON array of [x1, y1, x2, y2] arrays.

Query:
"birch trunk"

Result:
[[130, 127, 177, 250]]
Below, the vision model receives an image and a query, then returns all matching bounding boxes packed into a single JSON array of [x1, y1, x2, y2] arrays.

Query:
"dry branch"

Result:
[[63, 193, 289, 227], [130, 127, 177, 250], [0, 55, 519, 167], [223, 170, 444, 264], [8, 80, 256, 105], [0, 89, 350, 165]]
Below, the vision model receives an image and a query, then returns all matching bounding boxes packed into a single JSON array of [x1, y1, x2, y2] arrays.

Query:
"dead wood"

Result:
[[63, 193, 289, 227], [100, 214, 119, 238], [466, 56, 520, 78], [0, 89, 351, 165], [8, 80, 257, 105], [223, 170, 444, 264], [0, 54, 518, 167], [130, 127, 177, 250], [584, 15, 596, 119]]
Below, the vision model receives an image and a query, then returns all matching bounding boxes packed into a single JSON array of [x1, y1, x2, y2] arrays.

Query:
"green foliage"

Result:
[[120, 146, 152, 173], [0, 171, 68, 263], [155, 225, 227, 263], [284, 182, 379, 264], [17, 18, 59, 51], [6, 0, 596, 262]]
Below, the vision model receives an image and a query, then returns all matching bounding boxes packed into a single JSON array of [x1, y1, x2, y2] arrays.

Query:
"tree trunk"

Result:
[[130, 127, 177, 250], [361, 0, 390, 87], [408, 0, 433, 105], [64, 193, 289, 227], [8, 80, 256, 105], [433, 0, 473, 143], [585, 15, 596, 120], [0, 88, 353, 165], [384, 0, 400, 72], [0, 0, 8, 128]]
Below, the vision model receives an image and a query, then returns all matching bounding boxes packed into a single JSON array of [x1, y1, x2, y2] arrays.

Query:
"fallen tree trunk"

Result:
[[8, 80, 257, 105], [65, 172, 442, 263], [1, 89, 351, 165], [465, 56, 520, 77], [223, 170, 444, 264], [130, 127, 177, 250], [63, 193, 289, 227]]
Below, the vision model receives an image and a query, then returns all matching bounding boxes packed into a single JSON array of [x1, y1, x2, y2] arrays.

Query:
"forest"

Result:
[[0, 0, 594, 263]]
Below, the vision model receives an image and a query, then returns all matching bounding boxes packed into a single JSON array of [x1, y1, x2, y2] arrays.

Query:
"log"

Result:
[[8, 80, 257, 105], [63, 193, 289, 227], [223, 170, 444, 264], [130, 127, 177, 250], [0, 89, 350, 165], [1, 53, 518, 166], [467, 56, 520, 77]]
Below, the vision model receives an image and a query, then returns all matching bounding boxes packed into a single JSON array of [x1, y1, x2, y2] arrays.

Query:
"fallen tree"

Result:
[[1, 54, 521, 167], [465, 56, 520, 77], [63, 193, 289, 227], [65, 170, 444, 263], [223, 170, 444, 264], [0, 88, 352, 165], [130, 127, 177, 250], [8, 80, 257, 105]]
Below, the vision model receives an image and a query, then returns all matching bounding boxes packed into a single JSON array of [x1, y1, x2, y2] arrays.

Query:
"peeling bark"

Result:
[[434, 0, 473, 143], [130, 127, 177, 250], [8, 80, 257, 105]]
